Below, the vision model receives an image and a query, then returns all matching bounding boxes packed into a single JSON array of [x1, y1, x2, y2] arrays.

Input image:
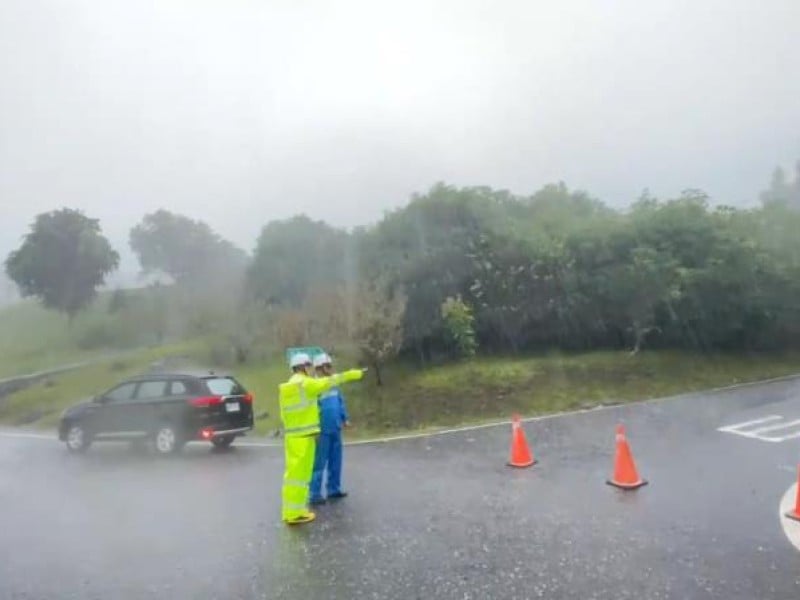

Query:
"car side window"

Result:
[[168, 380, 188, 396], [135, 380, 167, 400], [103, 382, 138, 403]]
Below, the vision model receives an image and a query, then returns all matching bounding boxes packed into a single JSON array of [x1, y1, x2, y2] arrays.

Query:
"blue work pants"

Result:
[[310, 432, 343, 500]]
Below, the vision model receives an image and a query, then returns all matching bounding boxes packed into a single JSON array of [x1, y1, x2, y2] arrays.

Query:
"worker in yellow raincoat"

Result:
[[279, 352, 364, 525]]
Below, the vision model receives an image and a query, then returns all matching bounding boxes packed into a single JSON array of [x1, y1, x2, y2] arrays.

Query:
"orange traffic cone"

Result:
[[607, 424, 647, 490], [507, 414, 536, 468], [785, 466, 800, 522]]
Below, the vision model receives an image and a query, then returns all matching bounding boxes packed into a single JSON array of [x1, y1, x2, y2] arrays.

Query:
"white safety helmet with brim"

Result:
[[313, 353, 332, 368], [290, 352, 312, 369]]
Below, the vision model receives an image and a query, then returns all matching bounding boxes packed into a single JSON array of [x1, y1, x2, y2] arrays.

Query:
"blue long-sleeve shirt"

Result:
[[318, 386, 349, 433]]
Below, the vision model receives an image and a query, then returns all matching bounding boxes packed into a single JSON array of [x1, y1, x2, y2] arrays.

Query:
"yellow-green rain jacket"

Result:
[[279, 370, 363, 437]]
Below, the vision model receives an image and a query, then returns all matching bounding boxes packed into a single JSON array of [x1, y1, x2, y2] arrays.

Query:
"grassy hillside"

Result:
[[337, 351, 800, 438], [0, 301, 111, 379], [10, 349, 785, 439], [3, 298, 800, 440], [0, 341, 204, 427], [0, 289, 181, 379]]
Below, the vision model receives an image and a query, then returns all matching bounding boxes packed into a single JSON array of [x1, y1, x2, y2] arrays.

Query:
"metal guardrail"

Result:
[[0, 351, 141, 400], [0, 363, 92, 399]]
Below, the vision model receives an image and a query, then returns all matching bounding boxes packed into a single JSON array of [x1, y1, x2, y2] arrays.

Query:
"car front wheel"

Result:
[[65, 423, 91, 453], [153, 424, 183, 455]]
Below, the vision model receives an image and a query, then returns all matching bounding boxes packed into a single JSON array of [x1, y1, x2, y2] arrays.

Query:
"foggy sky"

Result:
[[1, 0, 799, 282]]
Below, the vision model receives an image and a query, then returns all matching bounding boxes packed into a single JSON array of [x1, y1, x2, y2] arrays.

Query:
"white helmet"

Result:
[[313, 353, 332, 368], [290, 352, 312, 368]]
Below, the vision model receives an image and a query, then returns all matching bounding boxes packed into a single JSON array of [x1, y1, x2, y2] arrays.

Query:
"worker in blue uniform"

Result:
[[309, 353, 350, 505]]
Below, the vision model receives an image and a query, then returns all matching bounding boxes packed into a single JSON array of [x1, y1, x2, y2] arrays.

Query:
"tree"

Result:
[[0, 273, 18, 306], [620, 246, 675, 355], [129, 210, 248, 287], [235, 176, 800, 359], [5, 209, 119, 319], [275, 309, 309, 349], [248, 216, 347, 307], [353, 283, 407, 386], [147, 282, 169, 344], [303, 284, 350, 345], [108, 288, 129, 314], [522, 182, 612, 240], [760, 165, 800, 210], [357, 184, 514, 361], [441, 295, 477, 358]]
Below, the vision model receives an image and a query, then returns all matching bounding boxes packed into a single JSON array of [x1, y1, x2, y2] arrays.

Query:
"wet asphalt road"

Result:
[[3, 378, 800, 600]]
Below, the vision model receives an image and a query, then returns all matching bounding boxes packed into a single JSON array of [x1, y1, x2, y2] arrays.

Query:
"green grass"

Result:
[[0, 341, 204, 428], [0, 301, 103, 378], [328, 350, 800, 438], [4, 348, 800, 438], [237, 350, 800, 439], [0, 290, 179, 379], [234, 359, 292, 435]]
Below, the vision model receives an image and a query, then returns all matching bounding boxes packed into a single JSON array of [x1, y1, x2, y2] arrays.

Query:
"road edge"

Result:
[[5, 371, 799, 447]]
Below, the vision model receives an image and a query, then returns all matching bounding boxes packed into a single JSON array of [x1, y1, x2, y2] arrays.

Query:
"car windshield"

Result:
[[204, 377, 244, 396]]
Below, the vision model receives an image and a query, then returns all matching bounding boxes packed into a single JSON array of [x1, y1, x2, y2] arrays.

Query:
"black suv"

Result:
[[58, 372, 254, 454]]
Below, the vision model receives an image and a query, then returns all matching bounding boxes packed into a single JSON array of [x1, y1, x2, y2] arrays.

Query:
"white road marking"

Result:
[[749, 419, 800, 435], [779, 481, 800, 553], [718, 415, 782, 432], [718, 415, 800, 443], [0, 430, 55, 441], [236, 440, 279, 448], [348, 419, 519, 445]]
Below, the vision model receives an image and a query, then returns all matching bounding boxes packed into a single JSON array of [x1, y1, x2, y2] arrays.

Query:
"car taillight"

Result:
[[189, 396, 223, 408], [200, 427, 214, 439], [243, 392, 254, 404]]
